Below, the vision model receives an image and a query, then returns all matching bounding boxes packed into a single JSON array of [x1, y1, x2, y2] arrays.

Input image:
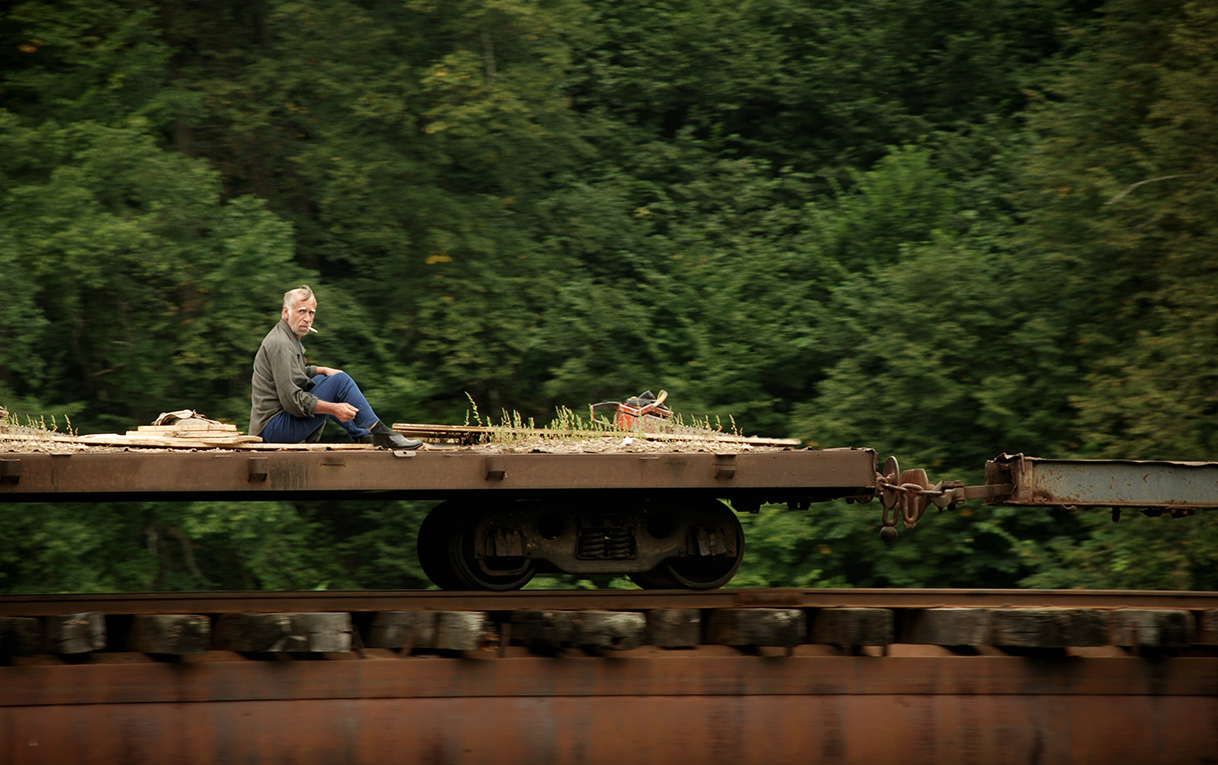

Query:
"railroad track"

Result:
[[4, 587, 1218, 615], [3, 588, 1216, 658], [4, 588, 1216, 764]]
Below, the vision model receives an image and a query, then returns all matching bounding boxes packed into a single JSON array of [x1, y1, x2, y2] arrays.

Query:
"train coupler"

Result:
[[874, 456, 1010, 541]]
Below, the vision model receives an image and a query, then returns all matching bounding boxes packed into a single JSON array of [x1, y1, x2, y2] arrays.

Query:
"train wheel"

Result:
[[662, 501, 746, 589], [446, 506, 537, 591], [419, 502, 537, 591], [628, 568, 680, 589], [449, 530, 537, 591], [416, 502, 466, 590]]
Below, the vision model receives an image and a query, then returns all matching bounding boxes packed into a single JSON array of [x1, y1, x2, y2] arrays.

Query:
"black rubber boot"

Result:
[[368, 421, 422, 450]]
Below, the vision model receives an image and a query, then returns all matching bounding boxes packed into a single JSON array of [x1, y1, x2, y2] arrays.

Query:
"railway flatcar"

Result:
[[3, 425, 1214, 591]]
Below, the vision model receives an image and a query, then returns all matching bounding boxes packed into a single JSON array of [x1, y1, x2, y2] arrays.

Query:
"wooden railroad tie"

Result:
[[6, 605, 1215, 659]]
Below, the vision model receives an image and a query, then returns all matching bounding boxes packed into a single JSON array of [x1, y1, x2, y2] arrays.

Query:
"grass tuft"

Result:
[[0, 408, 78, 448], [459, 395, 740, 447]]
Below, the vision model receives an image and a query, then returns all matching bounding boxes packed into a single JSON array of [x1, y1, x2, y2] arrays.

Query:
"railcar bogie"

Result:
[[416, 496, 747, 591]]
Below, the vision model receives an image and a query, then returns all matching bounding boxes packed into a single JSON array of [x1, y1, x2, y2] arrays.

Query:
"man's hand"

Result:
[[315, 400, 358, 422], [315, 366, 343, 376]]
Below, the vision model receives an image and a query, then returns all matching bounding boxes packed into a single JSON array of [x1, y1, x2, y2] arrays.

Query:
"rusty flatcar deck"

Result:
[[0, 446, 877, 502]]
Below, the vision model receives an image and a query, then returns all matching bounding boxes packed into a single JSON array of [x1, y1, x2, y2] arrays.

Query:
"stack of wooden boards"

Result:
[[1, 411, 262, 449], [100, 414, 262, 448]]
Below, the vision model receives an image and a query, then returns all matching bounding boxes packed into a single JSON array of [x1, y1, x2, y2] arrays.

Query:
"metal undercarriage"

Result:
[[2, 447, 1214, 590]]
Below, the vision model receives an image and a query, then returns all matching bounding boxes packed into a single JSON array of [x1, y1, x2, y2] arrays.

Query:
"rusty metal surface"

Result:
[[2, 653, 1216, 764], [5, 652, 1218, 705], [0, 448, 877, 502], [989, 453, 1218, 509], [4, 588, 1216, 763], [3, 696, 1214, 765], [3, 588, 1217, 617]]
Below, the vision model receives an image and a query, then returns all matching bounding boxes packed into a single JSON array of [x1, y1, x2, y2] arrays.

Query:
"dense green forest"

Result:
[[1, 0, 1215, 593]]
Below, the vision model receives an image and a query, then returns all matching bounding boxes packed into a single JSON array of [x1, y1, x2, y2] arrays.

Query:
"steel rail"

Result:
[[2, 587, 1217, 616]]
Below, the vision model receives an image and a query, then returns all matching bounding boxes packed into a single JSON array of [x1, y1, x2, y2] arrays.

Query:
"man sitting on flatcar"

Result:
[[249, 285, 421, 450]]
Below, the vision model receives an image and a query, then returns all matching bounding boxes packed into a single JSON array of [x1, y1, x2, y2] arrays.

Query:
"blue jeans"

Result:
[[259, 372, 381, 443]]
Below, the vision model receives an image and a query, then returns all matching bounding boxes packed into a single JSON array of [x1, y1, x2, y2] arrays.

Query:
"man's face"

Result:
[[282, 295, 317, 339]]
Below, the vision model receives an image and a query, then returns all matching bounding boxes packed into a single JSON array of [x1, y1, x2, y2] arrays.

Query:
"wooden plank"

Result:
[[1194, 610, 1218, 645], [810, 608, 893, 647], [901, 607, 991, 646], [0, 616, 44, 655], [434, 611, 494, 652], [214, 613, 351, 652], [1109, 609, 1194, 649], [706, 608, 807, 648], [77, 433, 262, 448], [646, 609, 702, 649], [1, 434, 381, 451], [45, 612, 106, 654], [367, 611, 437, 652], [575, 611, 647, 653], [128, 614, 211, 654], [0, 433, 81, 444], [989, 608, 1109, 648], [303, 613, 353, 653], [133, 422, 239, 434], [126, 428, 239, 437], [509, 610, 578, 655], [213, 613, 304, 652]]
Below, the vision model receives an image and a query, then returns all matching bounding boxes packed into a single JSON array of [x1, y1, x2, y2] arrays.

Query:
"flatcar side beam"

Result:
[[0, 448, 878, 502], [986, 453, 1218, 510]]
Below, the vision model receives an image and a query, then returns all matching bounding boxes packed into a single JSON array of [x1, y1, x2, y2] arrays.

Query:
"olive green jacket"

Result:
[[248, 319, 318, 437]]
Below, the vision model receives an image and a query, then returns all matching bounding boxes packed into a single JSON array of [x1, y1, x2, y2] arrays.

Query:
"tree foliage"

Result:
[[1, 0, 1214, 592]]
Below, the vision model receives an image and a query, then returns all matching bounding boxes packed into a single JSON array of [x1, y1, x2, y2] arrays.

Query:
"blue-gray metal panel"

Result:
[[1010, 456, 1218, 508]]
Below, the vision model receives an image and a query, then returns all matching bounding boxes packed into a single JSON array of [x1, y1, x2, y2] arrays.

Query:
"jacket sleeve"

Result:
[[269, 342, 319, 417]]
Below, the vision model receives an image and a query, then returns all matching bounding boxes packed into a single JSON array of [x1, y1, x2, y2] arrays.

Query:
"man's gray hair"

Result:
[[283, 285, 314, 309]]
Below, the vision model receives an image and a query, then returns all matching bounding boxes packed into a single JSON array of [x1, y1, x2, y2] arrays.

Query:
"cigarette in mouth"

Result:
[[308, 327, 319, 333]]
